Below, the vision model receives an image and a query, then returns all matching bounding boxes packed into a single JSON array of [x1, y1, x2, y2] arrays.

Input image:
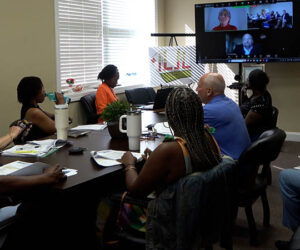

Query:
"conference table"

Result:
[[0, 110, 167, 190], [0, 111, 167, 249]]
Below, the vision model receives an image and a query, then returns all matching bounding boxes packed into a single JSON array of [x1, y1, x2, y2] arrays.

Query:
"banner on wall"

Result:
[[149, 46, 204, 87]]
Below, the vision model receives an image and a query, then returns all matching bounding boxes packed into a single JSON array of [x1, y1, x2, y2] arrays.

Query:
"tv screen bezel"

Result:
[[195, 0, 300, 64]]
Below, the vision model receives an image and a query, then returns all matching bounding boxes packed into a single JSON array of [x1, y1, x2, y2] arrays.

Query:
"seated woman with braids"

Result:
[[121, 87, 221, 197], [117, 87, 225, 248]]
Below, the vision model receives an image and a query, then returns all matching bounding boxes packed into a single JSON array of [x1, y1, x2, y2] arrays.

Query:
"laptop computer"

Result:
[[141, 87, 173, 111]]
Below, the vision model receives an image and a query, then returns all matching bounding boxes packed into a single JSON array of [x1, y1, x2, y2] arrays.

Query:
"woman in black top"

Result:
[[17, 76, 66, 141], [240, 69, 273, 141]]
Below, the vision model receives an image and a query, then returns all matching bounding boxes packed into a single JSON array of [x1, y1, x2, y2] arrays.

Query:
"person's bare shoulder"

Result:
[[26, 107, 47, 120], [154, 140, 182, 159]]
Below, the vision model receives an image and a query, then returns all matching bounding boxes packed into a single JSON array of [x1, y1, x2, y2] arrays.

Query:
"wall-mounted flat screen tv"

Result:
[[195, 0, 300, 63]]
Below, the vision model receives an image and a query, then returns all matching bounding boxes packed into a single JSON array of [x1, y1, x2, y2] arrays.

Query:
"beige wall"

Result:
[[0, 0, 93, 133], [163, 0, 300, 132], [0, 0, 299, 135], [0, 0, 57, 133]]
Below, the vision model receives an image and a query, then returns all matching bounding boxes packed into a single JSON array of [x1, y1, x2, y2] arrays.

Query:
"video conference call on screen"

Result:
[[195, 0, 300, 64]]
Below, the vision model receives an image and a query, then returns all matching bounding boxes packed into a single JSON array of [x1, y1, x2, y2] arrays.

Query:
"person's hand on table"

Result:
[[43, 164, 66, 184], [142, 148, 152, 161], [120, 151, 137, 168]]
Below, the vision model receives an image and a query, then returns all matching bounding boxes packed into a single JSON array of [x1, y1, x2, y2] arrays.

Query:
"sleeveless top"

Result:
[[172, 136, 193, 175], [21, 104, 53, 141]]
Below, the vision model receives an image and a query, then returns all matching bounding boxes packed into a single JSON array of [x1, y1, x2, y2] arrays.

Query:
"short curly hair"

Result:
[[248, 69, 269, 91], [17, 76, 43, 104]]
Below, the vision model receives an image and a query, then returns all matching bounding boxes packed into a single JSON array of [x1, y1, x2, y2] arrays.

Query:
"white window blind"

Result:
[[55, 0, 102, 92], [102, 0, 156, 86]]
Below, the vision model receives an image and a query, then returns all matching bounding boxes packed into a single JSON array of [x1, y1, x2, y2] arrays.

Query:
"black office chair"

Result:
[[125, 87, 156, 105], [270, 106, 279, 129], [237, 127, 286, 246], [0, 197, 20, 249], [107, 157, 237, 250], [80, 93, 100, 124], [263, 106, 279, 185]]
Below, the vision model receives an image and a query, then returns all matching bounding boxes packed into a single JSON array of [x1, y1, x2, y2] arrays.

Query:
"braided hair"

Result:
[[166, 87, 221, 172]]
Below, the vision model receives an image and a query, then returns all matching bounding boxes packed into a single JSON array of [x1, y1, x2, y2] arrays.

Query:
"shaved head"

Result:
[[196, 73, 225, 104], [201, 73, 225, 93]]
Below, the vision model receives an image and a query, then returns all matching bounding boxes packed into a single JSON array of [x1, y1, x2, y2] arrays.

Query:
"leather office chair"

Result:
[[125, 87, 156, 105], [237, 128, 286, 246], [270, 106, 279, 129], [0, 199, 19, 249], [107, 157, 237, 250], [80, 93, 100, 124]]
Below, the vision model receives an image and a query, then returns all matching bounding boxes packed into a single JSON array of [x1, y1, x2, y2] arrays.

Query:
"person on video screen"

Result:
[[275, 10, 292, 29], [233, 33, 262, 56], [213, 8, 238, 31]]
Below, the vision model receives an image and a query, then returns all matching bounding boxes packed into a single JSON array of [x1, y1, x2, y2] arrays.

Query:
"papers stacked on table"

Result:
[[90, 150, 143, 167], [0, 161, 77, 177], [153, 122, 173, 135], [0, 161, 32, 175], [70, 124, 107, 131], [1, 139, 66, 158]]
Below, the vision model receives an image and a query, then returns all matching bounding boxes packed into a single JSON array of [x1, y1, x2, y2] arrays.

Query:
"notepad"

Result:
[[70, 124, 107, 131], [1, 139, 66, 157], [90, 150, 143, 167], [153, 122, 173, 135]]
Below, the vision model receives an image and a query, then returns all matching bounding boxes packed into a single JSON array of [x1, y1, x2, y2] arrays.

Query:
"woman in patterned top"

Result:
[[120, 87, 221, 197], [240, 69, 273, 141]]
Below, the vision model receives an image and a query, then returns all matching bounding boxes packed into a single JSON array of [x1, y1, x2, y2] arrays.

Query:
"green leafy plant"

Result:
[[101, 100, 130, 122]]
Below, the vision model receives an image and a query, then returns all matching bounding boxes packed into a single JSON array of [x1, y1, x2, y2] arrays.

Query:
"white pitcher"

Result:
[[119, 110, 142, 151]]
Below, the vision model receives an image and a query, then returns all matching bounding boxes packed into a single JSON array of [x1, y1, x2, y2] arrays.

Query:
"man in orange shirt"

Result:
[[95, 65, 119, 123]]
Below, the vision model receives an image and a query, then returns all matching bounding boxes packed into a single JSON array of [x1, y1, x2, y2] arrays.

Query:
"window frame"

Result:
[[54, 0, 158, 102]]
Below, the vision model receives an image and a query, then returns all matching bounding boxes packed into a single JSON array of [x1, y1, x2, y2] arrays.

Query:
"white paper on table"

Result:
[[153, 122, 173, 135], [91, 150, 143, 161], [92, 158, 121, 167], [0, 161, 33, 175], [70, 124, 107, 131], [1, 139, 61, 157], [62, 168, 78, 177]]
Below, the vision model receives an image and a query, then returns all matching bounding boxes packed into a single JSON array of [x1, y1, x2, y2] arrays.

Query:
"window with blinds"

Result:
[[102, 0, 156, 86], [55, 0, 102, 92], [55, 0, 156, 94]]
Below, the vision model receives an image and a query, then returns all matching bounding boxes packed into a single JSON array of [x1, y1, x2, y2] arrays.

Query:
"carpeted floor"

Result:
[[107, 141, 300, 250], [214, 141, 300, 250]]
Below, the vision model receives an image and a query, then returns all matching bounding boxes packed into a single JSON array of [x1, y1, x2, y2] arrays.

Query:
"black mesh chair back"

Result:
[[125, 87, 156, 105], [237, 127, 286, 246], [80, 93, 100, 124]]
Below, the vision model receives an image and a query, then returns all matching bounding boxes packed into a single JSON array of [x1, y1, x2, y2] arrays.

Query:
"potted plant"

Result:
[[101, 100, 130, 138]]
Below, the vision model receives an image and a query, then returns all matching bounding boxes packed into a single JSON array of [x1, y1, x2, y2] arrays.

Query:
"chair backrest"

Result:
[[270, 106, 279, 128], [147, 157, 237, 249], [0, 204, 19, 248], [238, 127, 286, 188], [125, 87, 156, 105], [239, 128, 286, 165], [80, 93, 99, 124]]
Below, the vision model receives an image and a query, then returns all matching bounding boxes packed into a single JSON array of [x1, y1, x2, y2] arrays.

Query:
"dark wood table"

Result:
[[0, 111, 167, 190]]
